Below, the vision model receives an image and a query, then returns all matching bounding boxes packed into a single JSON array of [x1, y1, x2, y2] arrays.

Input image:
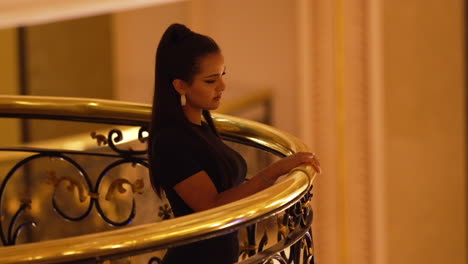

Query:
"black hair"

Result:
[[148, 23, 229, 196]]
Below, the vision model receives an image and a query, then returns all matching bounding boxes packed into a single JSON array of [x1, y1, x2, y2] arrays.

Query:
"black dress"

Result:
[[152, 122, 247, 264]]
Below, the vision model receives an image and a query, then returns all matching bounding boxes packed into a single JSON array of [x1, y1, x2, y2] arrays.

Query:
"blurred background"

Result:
[[0, 0, 466, 264]]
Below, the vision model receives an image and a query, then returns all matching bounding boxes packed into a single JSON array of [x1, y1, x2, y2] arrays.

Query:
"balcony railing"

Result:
[[0, 95, 317, 264]]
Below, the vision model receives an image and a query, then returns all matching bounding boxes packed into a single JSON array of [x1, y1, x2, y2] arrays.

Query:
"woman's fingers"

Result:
[[270, 152, 322, 176], [298, 152, 322, 174], [311, 160, 321, 174]]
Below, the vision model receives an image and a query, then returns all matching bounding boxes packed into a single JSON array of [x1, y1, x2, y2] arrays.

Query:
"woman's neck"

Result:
[[182, 105, 202, 125]]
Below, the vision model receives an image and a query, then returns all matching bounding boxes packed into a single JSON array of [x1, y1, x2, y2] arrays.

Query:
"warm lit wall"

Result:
[[189, 0, 299, 134], [26, 15, 113, 99], [0, 28, 21, 145], [25, 15, 114, 141], [0, 29, 18, 96], [112, 2, 190, 104], [383, 0, 466, 263], [307, 0, 466, 263], [307, 1, 377, 263]]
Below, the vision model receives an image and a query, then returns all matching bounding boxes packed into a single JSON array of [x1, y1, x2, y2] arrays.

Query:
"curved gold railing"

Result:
[[0, 95, 317, 264], [0, 89, 272, 161]]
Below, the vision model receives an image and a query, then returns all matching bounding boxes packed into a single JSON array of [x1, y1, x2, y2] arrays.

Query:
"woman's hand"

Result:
[[262, 152, 321, 182], [174, 152, 320, 211]]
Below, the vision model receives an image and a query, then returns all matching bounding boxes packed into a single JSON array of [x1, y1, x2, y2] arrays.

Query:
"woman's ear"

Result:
[[172, 79, 187, 95]]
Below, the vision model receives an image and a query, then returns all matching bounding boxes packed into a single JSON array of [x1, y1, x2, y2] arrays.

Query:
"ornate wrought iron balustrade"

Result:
[[0, 96, 317, 264]]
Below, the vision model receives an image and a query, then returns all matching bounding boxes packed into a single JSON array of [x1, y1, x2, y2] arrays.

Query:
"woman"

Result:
[[149, 23, 321, 264]]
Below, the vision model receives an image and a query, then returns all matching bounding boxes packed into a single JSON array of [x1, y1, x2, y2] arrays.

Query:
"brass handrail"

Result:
[[0, 89, 271, 160], [0, 95, 150, 125], [0, 95, 316, 264]]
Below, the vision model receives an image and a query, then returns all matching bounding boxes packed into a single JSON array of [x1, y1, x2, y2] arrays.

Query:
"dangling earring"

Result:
[[180, 94, 186, 106]]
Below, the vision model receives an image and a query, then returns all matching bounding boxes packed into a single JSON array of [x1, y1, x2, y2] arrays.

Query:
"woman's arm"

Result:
[[173, 152, 320, 212]]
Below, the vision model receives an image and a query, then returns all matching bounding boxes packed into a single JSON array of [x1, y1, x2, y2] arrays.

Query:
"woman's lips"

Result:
[[214, 95, 222, 101]]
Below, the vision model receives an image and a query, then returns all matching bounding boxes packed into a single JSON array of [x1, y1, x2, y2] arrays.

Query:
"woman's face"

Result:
[[184, 52, 226, 111]]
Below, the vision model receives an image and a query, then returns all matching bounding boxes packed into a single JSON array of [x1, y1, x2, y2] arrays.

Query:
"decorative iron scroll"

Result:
[[0, 126, 171, 246], [234, 187, 314, 264], [134, 187, 315, 264], [0, 125, 315, 264]]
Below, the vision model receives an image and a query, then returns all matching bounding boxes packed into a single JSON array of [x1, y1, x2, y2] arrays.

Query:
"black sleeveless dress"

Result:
[[152, 122, 247, 264]]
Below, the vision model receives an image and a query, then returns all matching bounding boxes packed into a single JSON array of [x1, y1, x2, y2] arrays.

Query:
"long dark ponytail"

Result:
[[149, 24, 227, 196]]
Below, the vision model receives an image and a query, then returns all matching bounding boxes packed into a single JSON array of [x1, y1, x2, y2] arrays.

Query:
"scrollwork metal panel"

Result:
[[0, 124, 315, 264], [0, 126, 166, 247]]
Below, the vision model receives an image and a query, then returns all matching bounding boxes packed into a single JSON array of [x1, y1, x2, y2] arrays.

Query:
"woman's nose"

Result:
[[218, 78, 226, 91]]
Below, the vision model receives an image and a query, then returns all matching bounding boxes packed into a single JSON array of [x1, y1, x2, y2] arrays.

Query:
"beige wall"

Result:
[[189, 0, 299, 134], [0, 16, 115, 143], [0, 28, 21, 145], [26, 15, 113, 99], [307, 1, 377, 263], [306, 0, 466, 263], [383, 0, 466, 263], [25, 15, 114, 141], [0, 29, 18, 96], [112, 2, 190, 104]]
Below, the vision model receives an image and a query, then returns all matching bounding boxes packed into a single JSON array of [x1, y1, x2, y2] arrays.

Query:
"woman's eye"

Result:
[[204, 80, 216, 84]]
